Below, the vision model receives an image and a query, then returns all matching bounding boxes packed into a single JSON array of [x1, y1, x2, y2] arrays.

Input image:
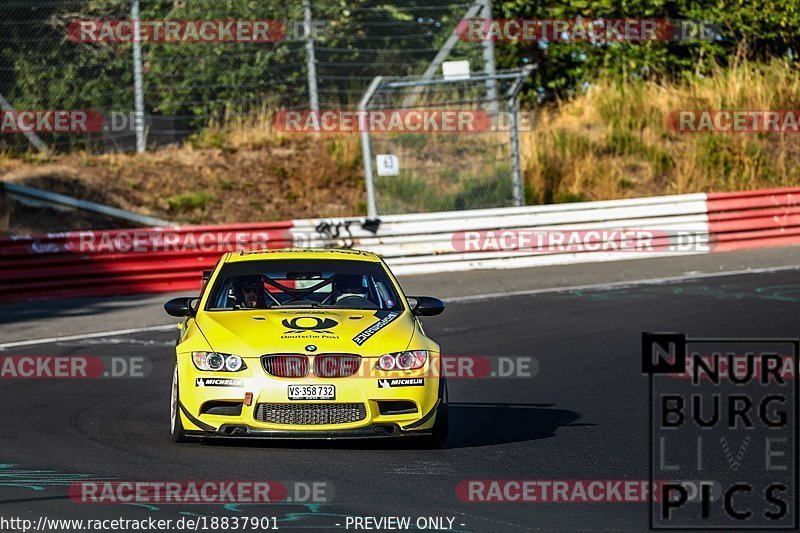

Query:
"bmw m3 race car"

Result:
[[165, 248, 448, 446]]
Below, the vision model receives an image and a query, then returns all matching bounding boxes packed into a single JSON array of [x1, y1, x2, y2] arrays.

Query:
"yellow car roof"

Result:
[[223, 248, 381, 263]]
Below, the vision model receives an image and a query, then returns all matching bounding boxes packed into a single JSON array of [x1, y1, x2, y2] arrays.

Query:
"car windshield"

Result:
[[204, 259, 403, 311]]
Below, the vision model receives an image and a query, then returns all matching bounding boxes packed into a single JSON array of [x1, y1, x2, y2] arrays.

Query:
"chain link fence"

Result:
[[359, 67, 532, 216], [0, 0, 486, 152]]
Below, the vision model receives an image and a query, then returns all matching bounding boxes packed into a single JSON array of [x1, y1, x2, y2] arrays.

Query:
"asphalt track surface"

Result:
[[1, 263, 800, 532]]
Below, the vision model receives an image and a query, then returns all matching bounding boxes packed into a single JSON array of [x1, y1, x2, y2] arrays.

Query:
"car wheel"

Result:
[[413, 377, 448, 449], [170, 364, 190, 443]]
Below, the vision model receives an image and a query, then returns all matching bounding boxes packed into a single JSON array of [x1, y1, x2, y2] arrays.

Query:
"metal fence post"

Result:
[[508, 95, 524, 207], [131, 0, 146, 153], [402, 1, 482, 108], [305, 0, 320, 112], [480, 0, 498, 116], [0, 92, 48, 154], [359, 76, 383, 218]]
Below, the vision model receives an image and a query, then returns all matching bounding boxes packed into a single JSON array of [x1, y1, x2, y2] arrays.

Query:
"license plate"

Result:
[[288, 384, 335, 400]]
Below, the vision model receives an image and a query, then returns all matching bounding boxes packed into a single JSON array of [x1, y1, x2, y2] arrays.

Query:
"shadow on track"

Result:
[[446, 402, 586, 448], [196, 402, 586, 450]]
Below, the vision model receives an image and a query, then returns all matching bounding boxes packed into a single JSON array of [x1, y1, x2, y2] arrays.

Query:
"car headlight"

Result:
[[375, 350, 428, 371], [192, 352, 247, 372], [377, 354, 396, 370], [225, 355, 244, 371]]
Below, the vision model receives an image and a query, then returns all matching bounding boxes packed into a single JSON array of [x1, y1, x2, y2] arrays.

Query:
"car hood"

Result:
[[195, 308, 413, 357]]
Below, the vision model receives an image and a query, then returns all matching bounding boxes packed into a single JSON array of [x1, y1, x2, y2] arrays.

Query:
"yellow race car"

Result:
[[164, 248, 448, 446]]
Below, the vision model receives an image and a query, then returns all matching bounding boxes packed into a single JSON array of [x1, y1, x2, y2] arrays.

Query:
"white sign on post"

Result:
[[442, 60, 470, 80], [376, 154, 399, 176]]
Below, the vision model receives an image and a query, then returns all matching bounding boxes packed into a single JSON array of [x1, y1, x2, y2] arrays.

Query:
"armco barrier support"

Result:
[[1, 188, 799, 301]]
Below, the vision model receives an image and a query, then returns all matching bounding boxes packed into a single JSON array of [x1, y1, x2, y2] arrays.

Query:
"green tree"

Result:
[[495, 0, 800, 102]]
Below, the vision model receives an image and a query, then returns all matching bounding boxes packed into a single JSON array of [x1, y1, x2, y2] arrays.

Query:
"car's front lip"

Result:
[[178, 398, 442, 439], [188, 422, 434, 440]]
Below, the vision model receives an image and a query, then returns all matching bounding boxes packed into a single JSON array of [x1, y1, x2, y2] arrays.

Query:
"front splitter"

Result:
[[188, 423, 432, 440]]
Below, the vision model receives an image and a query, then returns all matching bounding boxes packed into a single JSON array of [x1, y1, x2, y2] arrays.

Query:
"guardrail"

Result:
[[301, 193, 710, 274], [1, 188, 799, 301], [706, 189, 800, 252], [0, 223, 294, 300], [1, 181, 171, 227]]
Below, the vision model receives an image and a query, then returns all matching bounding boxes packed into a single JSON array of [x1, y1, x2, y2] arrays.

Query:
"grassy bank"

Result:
[[1, 61, 798, 231], [522, 60, 800, 204]]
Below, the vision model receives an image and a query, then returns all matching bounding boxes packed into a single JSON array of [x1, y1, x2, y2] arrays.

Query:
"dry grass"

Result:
[[520, 60, 800, 203], [0, 117, 366, 228]]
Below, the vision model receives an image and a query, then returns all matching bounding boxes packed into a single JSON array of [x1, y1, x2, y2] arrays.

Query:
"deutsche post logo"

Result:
[[282, 316, 339, 334]]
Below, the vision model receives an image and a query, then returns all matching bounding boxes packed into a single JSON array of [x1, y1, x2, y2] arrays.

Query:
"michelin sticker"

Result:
[[196, 378, 244, 387], [378, 378, 424, 388]]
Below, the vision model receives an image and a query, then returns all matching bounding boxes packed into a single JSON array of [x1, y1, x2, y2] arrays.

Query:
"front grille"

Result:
[[262, 355, 309, 377], [313, 354, 362, 377], [255, 403, 367, 425]]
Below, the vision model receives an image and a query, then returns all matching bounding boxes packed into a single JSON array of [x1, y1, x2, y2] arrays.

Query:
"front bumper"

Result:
[[177, 355, 442, 438]]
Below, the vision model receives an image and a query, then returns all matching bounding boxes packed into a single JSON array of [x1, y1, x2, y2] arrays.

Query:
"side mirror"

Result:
[[408, 296, 445, 317], [164, 297, 197, 318]]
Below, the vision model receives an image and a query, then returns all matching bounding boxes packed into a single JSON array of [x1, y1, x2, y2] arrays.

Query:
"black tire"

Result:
[[413, 376, 449, 449], [170, 364, 190, 443]]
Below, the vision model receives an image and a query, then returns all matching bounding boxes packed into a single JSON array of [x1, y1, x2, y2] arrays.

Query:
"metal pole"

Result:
[[131, 0, 145, 153], [359, 76, 383, 218], [508, 96, 523, 207], [0, 92, 48, 154], [402, 1, 482, 107], [480, 0, 498, 115], [304, 0, 319, 112]]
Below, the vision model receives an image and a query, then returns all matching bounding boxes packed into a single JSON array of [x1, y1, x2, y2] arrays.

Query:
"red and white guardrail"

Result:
[[0, 188, 798, 301]]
